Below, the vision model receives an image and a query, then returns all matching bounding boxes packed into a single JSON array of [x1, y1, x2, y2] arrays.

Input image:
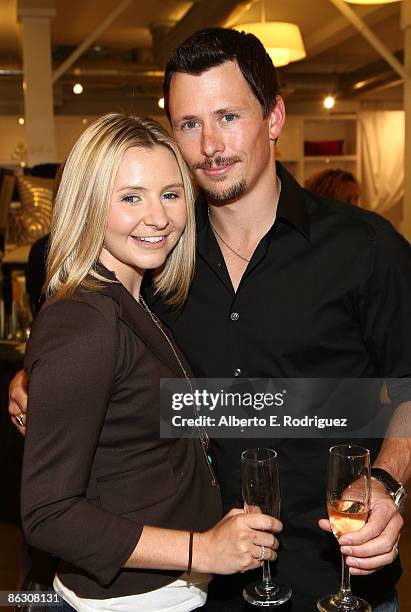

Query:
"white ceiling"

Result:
[[0, 0, 405, 115]]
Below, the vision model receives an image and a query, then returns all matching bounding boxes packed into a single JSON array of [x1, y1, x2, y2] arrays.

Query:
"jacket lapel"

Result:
[[117, 284, 184, 378], [94, 264, 184, 377]]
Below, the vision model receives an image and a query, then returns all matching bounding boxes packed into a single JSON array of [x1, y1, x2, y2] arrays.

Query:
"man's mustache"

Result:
[[191, 156, 241, 171]]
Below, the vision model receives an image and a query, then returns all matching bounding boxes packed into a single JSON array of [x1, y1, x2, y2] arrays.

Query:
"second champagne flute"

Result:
[[317, 444, 371, 612], [241, 448, 292, 607]]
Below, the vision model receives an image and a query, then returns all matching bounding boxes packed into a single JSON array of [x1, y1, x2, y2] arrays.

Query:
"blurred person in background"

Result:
[[305, 168, 360, 205], [26, 163, 65, 317]]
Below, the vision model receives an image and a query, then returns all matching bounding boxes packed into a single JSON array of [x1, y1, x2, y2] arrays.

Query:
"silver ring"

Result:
[[392, 543, 399, 558], [256, 545, 265, 561], [16, 412, 26, 427]]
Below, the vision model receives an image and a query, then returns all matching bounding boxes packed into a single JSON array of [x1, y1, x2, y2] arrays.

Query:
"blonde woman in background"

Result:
[[20, 113, 280, 612]]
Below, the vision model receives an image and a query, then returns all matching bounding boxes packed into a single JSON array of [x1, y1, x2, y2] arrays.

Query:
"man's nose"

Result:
[[201, 124, 224, 158]]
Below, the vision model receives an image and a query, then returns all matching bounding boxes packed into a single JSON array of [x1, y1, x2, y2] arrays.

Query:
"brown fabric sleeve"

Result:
[[21, 298, 141, 586]]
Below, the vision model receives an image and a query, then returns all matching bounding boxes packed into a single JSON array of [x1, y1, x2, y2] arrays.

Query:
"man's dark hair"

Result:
[[163, 28, 280, 121]]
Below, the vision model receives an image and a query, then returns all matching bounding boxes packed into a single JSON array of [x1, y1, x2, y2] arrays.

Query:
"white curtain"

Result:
[[358, 111, 404, 213]]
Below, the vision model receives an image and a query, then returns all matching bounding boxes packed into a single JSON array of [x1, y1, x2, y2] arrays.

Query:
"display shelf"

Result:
[[277, 114, 360, 186], [304, 155, 357, 163]]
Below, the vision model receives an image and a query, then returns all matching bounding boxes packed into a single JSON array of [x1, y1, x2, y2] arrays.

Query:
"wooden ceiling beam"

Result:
[[328, 0, 407, 81], [305, 3, 398, 58], [52, 0, 135, 84], [153, 0, 258, 68]]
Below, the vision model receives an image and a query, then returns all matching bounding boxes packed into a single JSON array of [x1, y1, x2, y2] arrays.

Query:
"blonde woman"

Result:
[[20, 113, 279, 612]]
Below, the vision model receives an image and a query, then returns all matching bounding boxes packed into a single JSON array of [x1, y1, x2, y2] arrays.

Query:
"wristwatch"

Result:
[[371, 467, 407, 511]]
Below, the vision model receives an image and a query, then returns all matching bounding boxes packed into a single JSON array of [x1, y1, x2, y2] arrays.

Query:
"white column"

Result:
[[401, 0, 411, 242], [17, 0, 56, 165]]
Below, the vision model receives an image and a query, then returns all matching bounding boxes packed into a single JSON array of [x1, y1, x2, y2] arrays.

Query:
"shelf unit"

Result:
[[276, 114, 361, 187]]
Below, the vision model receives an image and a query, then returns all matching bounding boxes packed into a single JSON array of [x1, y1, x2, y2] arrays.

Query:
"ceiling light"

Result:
[[235, 22, 306, 67], [323, 95, 335, 110], [158, 97, 165, 109], [73, 83, 83, 95], [18, 117, 25, 125]]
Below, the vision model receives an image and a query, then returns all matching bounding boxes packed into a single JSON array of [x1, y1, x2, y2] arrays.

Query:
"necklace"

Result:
[[138, 296, 217, 487], [208, 211, 250, 262], [207, 178, 282, 263]]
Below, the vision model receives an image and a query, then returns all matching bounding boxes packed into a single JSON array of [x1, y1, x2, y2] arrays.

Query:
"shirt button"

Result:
[[231, 312, 239, 321], [234, 368, 242, 377]]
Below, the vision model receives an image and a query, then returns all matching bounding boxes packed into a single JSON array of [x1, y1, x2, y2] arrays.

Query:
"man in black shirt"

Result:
[[9, 27, 410, 612], [147, 29, 410, 611]]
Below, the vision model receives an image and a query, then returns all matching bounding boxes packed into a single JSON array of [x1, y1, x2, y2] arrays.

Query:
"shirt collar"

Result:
[[195, 162, 310, 241], [276, 162, 310, 240]]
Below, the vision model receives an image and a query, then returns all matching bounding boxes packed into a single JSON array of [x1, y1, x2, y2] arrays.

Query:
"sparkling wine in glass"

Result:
[[317, 445, 371, 612], [241, 448, 292, 607]]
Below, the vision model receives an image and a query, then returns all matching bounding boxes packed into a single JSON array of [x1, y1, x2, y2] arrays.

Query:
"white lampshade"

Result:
[[235, 22, 306, 67], [344, 0, 399, 3]]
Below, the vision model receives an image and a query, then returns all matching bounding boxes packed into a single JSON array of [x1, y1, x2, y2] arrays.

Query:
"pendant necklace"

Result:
[[208, 211, 251, 263], [139, 295, 218, 487]]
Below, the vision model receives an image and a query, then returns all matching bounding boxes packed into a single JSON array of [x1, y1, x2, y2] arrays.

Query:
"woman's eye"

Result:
[[162, 192, 180, 200], [121, 194, 140, 205]]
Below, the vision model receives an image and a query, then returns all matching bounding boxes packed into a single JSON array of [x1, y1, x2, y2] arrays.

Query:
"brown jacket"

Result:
[[21, 268, 222, 598]]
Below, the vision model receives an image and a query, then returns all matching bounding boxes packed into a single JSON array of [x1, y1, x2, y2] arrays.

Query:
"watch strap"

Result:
[[371, 467, 406, 510], [371, 468, 401, 494]]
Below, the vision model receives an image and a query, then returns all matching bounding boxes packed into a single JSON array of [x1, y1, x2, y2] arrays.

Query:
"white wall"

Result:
[[0, 114, 171, 167]]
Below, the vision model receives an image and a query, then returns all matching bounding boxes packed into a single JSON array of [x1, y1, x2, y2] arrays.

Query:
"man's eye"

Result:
[[121, 195, 140, 205], [223, 114, 237, 123], [182, 120, 198, 130]]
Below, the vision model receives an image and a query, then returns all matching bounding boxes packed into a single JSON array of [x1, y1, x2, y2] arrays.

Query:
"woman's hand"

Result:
[[194, 508, 281, 575], [8, 369, 29, 436]]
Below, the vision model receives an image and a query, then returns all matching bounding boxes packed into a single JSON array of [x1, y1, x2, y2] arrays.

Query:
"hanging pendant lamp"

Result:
[[234, 1, 306, 67]]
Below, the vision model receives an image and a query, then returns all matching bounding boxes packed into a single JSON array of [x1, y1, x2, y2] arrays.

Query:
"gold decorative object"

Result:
[[15, 175, 53, 245], [11, 142, 28, 168]]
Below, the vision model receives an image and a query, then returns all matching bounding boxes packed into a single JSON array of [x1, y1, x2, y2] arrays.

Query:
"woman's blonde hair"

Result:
[[46, 113, 196, 306]]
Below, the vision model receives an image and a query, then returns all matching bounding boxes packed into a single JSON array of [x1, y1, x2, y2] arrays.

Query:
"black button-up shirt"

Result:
[[146, 163, 411, 610]]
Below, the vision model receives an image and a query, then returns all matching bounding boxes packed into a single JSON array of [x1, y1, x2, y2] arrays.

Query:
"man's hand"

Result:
[[318, 479, 403, 575], [8, 369, 29, 436]]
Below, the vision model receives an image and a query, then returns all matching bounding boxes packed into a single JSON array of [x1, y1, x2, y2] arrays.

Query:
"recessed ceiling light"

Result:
[[73, 83, 83, 95]]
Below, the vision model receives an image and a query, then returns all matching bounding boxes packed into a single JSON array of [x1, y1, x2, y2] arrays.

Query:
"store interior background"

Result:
[[0, 0, 410, 608]]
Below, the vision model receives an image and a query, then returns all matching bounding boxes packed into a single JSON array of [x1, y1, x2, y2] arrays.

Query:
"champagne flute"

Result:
[[317, 445, 371, 612], [241, 448, 292, 607]]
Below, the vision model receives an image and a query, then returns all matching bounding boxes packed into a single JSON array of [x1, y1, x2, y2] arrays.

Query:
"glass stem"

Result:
[[337, 553, 353, 605], [262, 560, 272, 585], [256, 560, 279, 598]]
